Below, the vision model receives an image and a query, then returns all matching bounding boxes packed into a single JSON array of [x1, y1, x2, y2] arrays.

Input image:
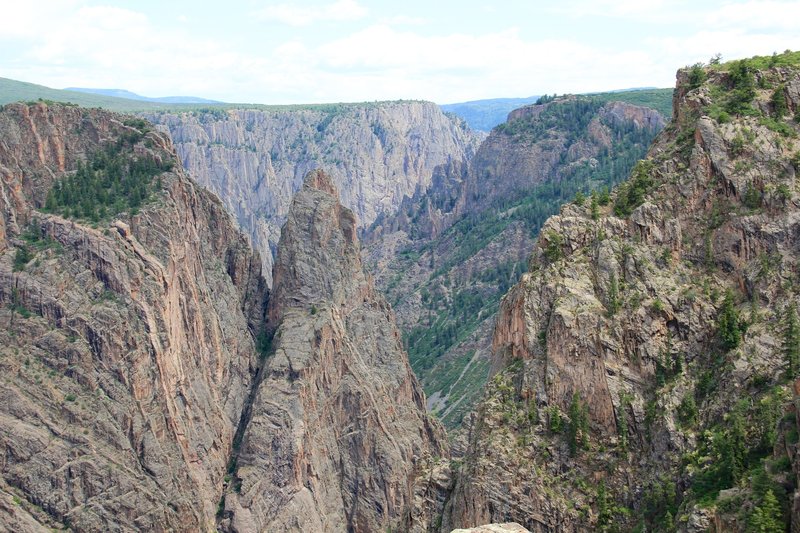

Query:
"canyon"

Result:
[[1, 51, 799, 533], [144, 102, 481, 284]]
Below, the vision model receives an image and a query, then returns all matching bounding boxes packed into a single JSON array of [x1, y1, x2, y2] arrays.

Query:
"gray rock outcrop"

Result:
[[0, 102, 267, 531], [145, 102, 482, 284], [220, 169, 446, 532], [443, 57, 800, 531]]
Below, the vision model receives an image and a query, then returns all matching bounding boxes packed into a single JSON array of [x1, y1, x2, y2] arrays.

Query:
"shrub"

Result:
[[760, 116, 796, 138], [543, 231, 564, 263], [725, 60, 756, 115], [613, 160, 655, 217], [776, 184, 791, 203], [13, 246, 32, 272], [687, 63, 707, 90], [598, 187, 611, 206], [771, 85, 788, 118], [742, 182, 762, 209], [715, 110, 731, 124], [730, 134, 745, 157], [677, 395, 698, 427]]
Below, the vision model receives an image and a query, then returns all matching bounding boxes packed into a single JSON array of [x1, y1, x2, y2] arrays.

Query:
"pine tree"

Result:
[[748, 489, 784, 533], [549, 405, 562, 433], [662, 510, 674, 531], [718, 289, 742, 350], [597, 480, 613, 530], [598, 186, 611, 206], [568, 392, 589, 455], [783, 303, 800, 378], [771, 85, 788, 118]]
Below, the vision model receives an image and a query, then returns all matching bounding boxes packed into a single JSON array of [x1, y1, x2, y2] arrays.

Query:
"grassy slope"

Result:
[[587, 88, 673, 118]]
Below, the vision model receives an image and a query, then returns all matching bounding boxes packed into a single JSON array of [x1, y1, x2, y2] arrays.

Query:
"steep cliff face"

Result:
[[365, 98, 665, 430], [0, 103, 267, 531], [445, 53, 800, 531], [220, 169, 446, 532], [145, 101, 481, 283]]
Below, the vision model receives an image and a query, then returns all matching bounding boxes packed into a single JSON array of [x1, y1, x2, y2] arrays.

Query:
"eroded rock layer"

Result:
[[444, 55, 800, 532], [221, 169, 446, 532], [0, 102, 267, 531], [146, 102, 482, 283]]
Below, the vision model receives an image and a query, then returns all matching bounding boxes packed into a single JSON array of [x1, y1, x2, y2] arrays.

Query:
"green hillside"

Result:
[[0, 77, 427, 115], [586, 87, 674, 117], [0, 77, 184, 112]]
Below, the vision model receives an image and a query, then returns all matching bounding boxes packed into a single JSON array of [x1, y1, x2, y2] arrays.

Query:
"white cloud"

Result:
[[379, 15, 427, 26], [285, 25, 668, 102], [3, 1, 800, 105], [0, 0, 83, 39], [706, 1, 800, 31], [550, 0, 678, 19], [1, 3, 245, 99], [255, 0, 367, 27], [655, 29, 800, 66]]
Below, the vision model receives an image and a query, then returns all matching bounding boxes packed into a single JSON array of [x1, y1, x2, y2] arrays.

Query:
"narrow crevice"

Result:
[[217, 327, 275, 524]]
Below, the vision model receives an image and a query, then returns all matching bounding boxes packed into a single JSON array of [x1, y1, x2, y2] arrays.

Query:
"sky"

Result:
[[1, 0, 799, 105]]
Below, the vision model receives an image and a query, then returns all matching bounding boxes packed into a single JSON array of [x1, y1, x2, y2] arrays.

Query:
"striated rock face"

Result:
[[220, 169, 446, 532], [463, 98, 665, 214], [365, 98, 665, 430], [145, 101, 482, 283], [445, 56, 800, 531], [0, 103, 268, 531]]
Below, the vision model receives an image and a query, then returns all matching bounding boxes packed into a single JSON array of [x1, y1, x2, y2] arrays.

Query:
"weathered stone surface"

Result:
[[221, 169, 446, 532], [145, 102, 482, 284], [0, 102, 267, 532], [444, 61, 800, 531]]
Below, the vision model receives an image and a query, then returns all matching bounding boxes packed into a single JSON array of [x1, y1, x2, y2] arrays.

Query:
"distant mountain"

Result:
[[0, 77, 221, 112], [440, 96, 540, 131], [64, 87, 222, 104], [442, 88, 673, 131]]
